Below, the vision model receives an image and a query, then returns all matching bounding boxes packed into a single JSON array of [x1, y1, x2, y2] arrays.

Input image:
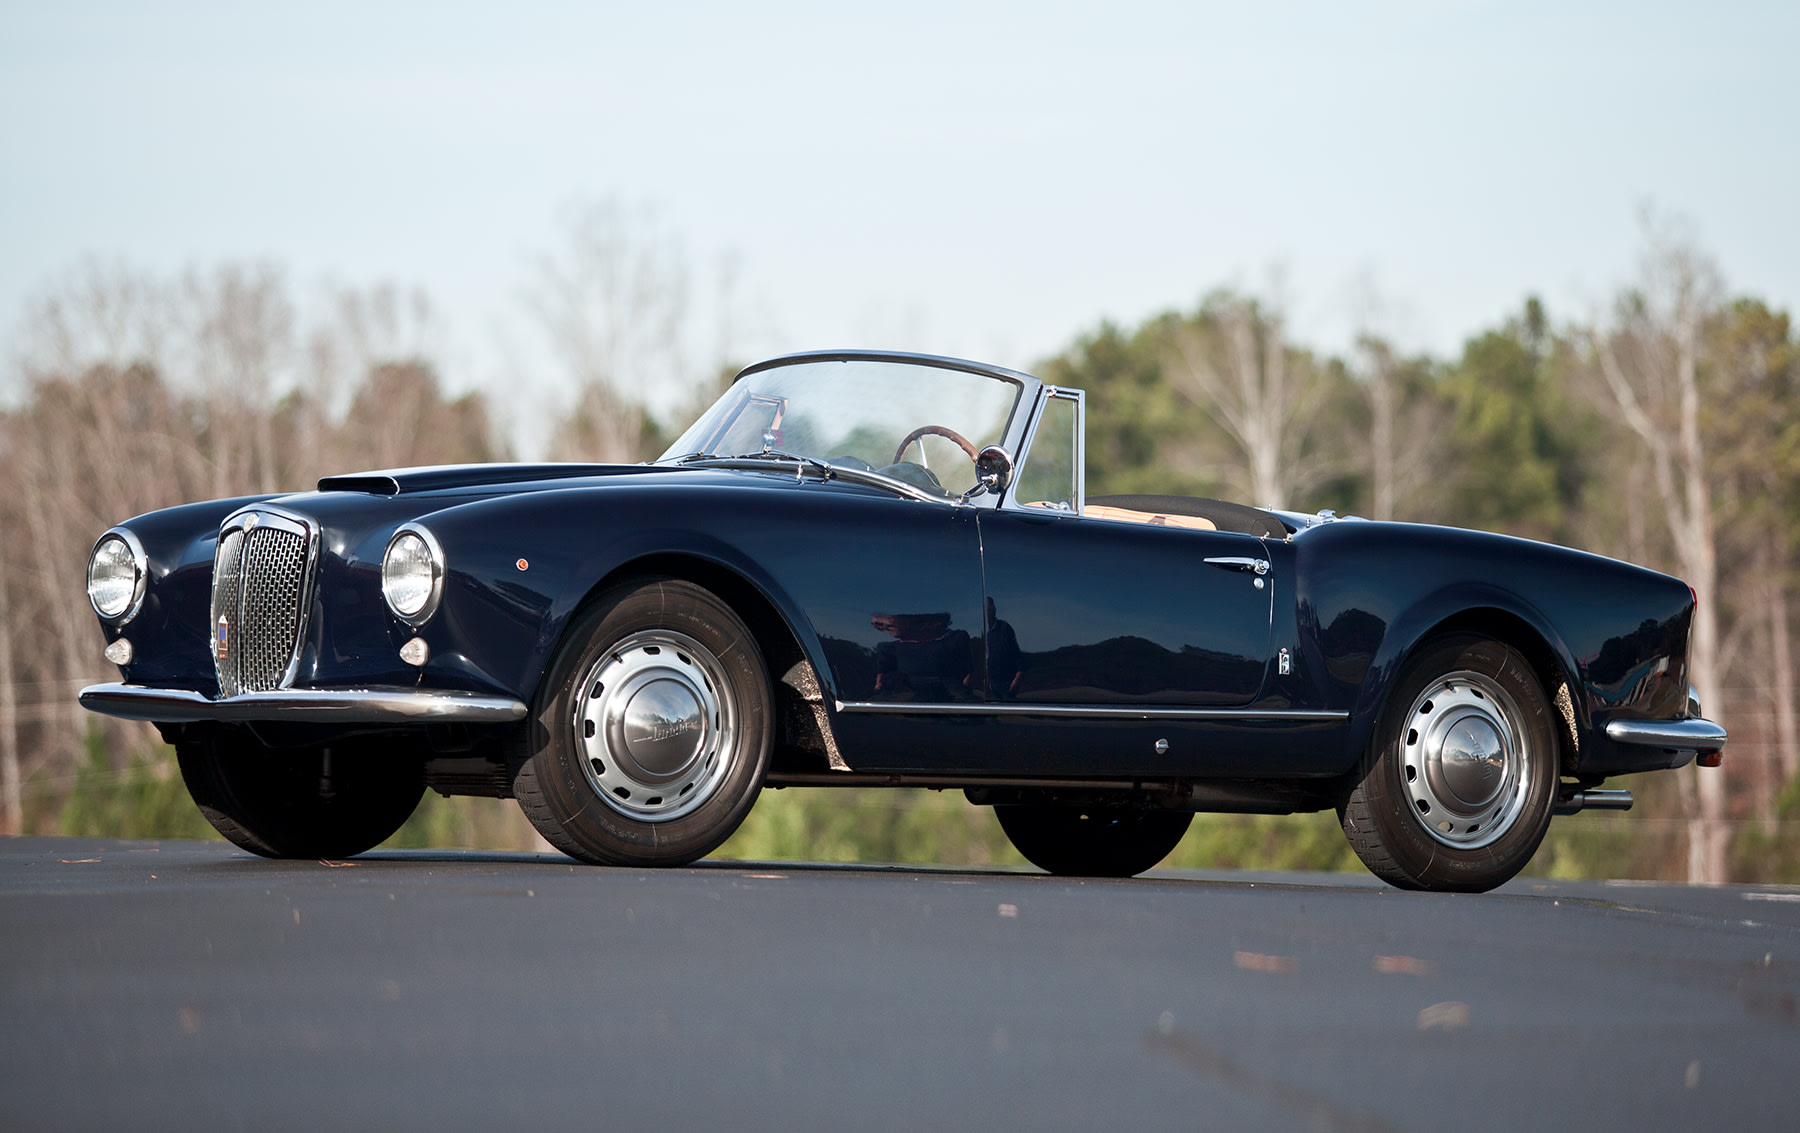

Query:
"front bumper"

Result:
[[79, 683, 528, 725]]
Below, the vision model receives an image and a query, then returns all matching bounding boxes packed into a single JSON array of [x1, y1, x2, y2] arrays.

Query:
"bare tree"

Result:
[[335, 361, 501, 471], [530, 199, 692, 463], [1163, 290, 1331, 510], [1350, 273, 1406, 520], [18, 259, 174, 388], [1363, 335, 1397, 521], [183, 263, 295, 497], [0, 549, 19, 834], [1351, 335, 1445, 522], [326, 283, 443, 380], [1588, 222, 1729, 883], [0, 261, 504, 837], [1713, 299, 1800, 790], [292, 284, 469, 480], [1771, 584, 1800, 785]]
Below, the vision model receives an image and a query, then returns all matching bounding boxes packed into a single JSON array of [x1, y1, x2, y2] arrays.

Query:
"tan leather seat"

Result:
[[1084, 504, 1217, 531]]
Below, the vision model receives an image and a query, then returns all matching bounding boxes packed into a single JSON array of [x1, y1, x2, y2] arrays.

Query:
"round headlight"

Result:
[[381, 527, 443, 625], [87, 531, 146, 622]]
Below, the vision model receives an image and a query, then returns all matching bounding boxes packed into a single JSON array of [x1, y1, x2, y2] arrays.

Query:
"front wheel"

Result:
[[513, 578, 773, 867], [1339, 634, 1559, 892], [177, 733, 424, 859], [996, 805, 1192, 877]]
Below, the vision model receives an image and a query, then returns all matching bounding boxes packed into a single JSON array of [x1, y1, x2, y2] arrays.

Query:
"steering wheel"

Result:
[[893, 424, 979, 467]]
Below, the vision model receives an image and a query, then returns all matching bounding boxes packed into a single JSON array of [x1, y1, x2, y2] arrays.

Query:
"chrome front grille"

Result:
[[210, 510, 316, 696]]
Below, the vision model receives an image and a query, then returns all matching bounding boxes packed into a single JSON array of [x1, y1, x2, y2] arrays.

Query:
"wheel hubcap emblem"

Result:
[[1436, 716, 1506, 807], [617, 678, 706, 777]]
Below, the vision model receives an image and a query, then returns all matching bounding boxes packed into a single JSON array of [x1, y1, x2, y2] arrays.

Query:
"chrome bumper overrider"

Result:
[[1604, 716, 1727, 753], [79, 683, 528, 725]]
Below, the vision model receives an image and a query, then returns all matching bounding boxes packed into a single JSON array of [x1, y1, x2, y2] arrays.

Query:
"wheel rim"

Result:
[[573, 629, 738, 823], [1399, 669, 1532, 849]]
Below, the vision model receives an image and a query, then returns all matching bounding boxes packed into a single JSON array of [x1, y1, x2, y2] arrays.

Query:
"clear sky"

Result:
[[3, 1, 1795, 423]]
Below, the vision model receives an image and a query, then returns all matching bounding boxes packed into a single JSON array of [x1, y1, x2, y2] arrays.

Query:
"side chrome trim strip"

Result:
[[79, 683, 528, 724], [834, 700, 1349, 722], [1604, 716, 1727, 752]]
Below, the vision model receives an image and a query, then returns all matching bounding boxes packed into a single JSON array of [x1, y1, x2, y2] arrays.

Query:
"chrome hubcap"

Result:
[[575, 629, 736, 822], [1400, 670, 1530, 849]]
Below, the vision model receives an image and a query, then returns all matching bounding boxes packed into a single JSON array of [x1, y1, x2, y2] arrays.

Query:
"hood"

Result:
[[317, 462, 654, 495]]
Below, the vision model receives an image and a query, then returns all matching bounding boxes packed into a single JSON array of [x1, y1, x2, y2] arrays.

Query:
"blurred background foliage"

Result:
[[4, 206, 1797, 882]]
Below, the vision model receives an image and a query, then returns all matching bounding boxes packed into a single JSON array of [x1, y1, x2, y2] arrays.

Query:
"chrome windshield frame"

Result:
[[998, 384, 1086, 516], [666, 350, 1049, 510]]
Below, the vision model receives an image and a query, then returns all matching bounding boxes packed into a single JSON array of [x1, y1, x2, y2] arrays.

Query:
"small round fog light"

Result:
[[399, 637, 430, 667], [104, 638, 134, 666]]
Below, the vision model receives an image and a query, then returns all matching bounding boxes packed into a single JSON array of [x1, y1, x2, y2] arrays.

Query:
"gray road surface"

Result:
[[4, 836, 1798, 1131]]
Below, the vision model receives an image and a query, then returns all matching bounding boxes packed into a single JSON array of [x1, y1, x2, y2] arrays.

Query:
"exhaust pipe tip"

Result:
[[1555, 788, 1634, 816]]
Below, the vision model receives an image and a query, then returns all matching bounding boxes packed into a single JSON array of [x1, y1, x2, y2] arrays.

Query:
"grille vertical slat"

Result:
[[210, 515, 314, 697]]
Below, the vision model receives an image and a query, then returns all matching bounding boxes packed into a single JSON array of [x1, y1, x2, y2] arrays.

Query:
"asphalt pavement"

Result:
[[4, 836, 1798, 1132]]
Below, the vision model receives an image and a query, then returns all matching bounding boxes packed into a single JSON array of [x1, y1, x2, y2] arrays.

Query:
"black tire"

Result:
[[995, 804, 1192, 878], [177, 733, 424, 859], [1339, 634, 1558, 892], [513, 578, 772, 867]]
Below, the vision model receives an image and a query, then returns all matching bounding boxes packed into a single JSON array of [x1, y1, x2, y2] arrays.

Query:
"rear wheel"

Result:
[[1339, 634, 1558, 892], [177, 733, 424, 858], [996, 805, 1192, 877], [513, 578, 773, 866]]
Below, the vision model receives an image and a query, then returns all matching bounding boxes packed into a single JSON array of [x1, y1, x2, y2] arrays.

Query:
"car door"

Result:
[[978, 510, 1275, 706], [976, 388, 1275, 708]]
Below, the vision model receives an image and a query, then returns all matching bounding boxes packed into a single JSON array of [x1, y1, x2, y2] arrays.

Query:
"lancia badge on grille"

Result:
[[215, 615, 229, 660]]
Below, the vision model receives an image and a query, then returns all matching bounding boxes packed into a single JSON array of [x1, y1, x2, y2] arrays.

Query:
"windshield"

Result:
[[660, 358, 1022, 497]]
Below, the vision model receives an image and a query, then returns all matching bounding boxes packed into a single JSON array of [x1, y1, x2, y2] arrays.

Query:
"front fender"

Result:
[[411, 487, 839, 709]]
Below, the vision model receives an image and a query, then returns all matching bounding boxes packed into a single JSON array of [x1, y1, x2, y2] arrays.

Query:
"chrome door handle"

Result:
[[1204, 556, 1270, 575]]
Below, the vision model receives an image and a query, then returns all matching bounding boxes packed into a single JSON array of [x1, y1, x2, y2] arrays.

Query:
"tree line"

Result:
[[3, 212, 1795, 882]]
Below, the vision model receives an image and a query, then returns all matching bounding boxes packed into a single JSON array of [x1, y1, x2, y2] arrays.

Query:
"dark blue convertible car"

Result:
[[80, 351, 1726, 891]]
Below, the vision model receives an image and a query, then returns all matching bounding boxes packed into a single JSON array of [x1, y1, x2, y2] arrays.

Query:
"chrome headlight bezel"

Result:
[[381, 523, 445, 627], [87, 528, 148, 624]]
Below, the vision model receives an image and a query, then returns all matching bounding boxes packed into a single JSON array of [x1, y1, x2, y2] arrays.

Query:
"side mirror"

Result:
[[973, 445, 1013, 496]]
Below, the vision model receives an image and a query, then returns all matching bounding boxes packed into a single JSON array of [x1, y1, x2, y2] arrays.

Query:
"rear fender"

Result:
[[1348, 583, 1585, 769]]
